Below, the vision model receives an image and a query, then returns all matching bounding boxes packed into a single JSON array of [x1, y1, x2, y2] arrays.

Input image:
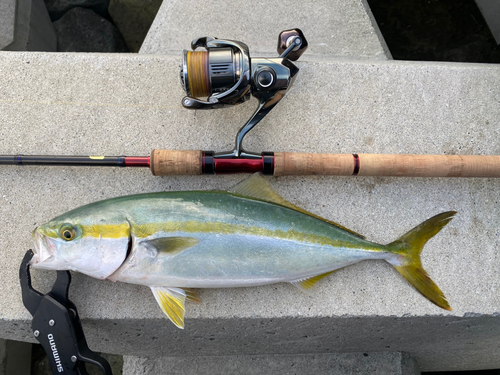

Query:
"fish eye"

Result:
[[60, 225, 77, 241]]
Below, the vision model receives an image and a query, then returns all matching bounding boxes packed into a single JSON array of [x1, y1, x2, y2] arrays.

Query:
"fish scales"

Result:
[[83, 192, 389, 287]]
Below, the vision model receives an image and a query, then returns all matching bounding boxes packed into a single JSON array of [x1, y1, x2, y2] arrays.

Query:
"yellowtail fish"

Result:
[[31, 174, 455, 328]]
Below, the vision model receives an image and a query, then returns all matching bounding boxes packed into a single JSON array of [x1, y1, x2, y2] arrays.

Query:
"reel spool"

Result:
[[180, 29, 308, 158]]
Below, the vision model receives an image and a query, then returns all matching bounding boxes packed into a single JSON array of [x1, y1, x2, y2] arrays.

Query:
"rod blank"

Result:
[[0, 155, 149, 167]]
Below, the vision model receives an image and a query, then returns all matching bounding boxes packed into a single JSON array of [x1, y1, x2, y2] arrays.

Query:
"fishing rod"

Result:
[[2, 29, 500, 178]]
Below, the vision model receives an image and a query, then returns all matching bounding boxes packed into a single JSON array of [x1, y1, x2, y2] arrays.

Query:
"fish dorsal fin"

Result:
[[229, 172, 290, 205], [143, 237, 199, 256], [290, 271, 336, 292], [229, 173, 365, 239], [151, 287, 200, 329]]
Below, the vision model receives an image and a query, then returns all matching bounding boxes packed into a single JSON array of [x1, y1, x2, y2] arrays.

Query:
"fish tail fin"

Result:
[[386, 211, 456, 311]]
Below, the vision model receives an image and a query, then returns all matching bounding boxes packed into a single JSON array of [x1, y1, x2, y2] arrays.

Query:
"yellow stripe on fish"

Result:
[[121, 221, 381, 251], [82, 223, 131, 239], [41, 220, 369, 250]]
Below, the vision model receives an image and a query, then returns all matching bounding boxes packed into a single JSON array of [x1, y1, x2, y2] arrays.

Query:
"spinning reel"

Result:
[[180, 29, 308, 159]]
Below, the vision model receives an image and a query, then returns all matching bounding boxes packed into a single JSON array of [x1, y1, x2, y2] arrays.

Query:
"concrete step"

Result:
[[139, 0, 391, 60], [0, 52, 499, 372], [122, 352, 420, 375]]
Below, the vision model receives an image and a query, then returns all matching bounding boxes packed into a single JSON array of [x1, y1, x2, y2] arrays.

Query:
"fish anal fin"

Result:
[[229, 174, 365, 239], [151, 287, 187, 329], [185, 288, 201, 303], [143, 237, 199, 256], [291, 270, 336, 292]]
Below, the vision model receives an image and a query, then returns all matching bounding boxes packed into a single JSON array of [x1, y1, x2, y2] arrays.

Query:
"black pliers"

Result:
[[19, 250, 112, 375]]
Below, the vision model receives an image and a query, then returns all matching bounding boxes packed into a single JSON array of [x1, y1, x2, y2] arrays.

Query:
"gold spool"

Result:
[[186, 51, 211, 98]]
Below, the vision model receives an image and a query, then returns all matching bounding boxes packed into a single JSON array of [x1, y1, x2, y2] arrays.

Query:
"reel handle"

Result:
[[150, 150, 500, 177]]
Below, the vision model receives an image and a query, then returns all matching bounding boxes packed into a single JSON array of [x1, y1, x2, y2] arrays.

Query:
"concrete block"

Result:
[[139, 0, 391, 60], [0, 0, 16, 50], [0, 52, 499, 372], [1, 0, 56, 51], [0, 338, 32, 375], [122, 352, 420, 375], [476, 0, 500, 44]]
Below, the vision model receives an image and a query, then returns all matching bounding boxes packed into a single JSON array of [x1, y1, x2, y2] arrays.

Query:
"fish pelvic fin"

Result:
[[386, 211, 456, 311], [151, 287, 197, 329]]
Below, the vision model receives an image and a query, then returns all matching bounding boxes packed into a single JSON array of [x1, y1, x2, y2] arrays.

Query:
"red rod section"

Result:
[[124, 156, 150, 167], [206, 152, 274, 175], [214, 158, 264, 174]]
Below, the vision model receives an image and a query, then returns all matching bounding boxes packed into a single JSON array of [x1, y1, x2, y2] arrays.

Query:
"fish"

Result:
[[31, 173, 455, 329]]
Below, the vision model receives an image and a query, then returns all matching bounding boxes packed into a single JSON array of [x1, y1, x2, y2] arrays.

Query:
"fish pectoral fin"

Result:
[[229, 173, 365, 239], [290, 271, 337, 292], [143, 237, 199, 256], [151, 287, 190, 329]]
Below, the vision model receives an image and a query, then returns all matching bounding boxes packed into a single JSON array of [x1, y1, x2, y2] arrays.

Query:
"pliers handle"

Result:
[[20, 250, 112, 375]]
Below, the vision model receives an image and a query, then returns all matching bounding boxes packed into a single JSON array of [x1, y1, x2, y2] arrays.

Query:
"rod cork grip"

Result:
[[357, 154, 500, 177], [273, 152, 354, 176], [150, 150, 202, 176], [274, 152, 500, 177]]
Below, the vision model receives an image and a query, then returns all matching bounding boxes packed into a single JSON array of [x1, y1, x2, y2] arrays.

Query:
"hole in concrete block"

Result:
[[366, 0, 500, 63], [42, 0, 163, 53]]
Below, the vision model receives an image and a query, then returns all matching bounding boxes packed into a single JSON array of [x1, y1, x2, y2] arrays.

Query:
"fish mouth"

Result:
[[30, 228, 56, 267]]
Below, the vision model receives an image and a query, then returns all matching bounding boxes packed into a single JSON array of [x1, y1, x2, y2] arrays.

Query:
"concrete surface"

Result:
[[1, 0, 56, 51], [476, 0, 500, 45], [0, 339, 32, 375], [0, 52, 499, 371], [139, 0, 391, 60], [122, 351, 420, 375]]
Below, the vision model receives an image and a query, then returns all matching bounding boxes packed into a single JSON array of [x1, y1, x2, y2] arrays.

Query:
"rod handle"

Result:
[[273, 152, 353, 176], [150, 150, 202, 176], [274, 152, 500, 177]]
